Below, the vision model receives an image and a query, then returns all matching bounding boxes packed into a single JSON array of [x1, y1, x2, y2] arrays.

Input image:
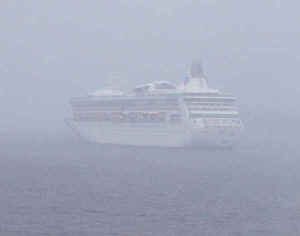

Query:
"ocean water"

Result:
[[0, 129, 299, 236]]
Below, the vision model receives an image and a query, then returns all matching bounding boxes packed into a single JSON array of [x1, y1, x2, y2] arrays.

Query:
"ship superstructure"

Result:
[[67, 62, 243, 147]]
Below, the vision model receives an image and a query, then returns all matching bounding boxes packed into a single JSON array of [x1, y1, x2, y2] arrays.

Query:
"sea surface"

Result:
[[0, 127, 299, 236]]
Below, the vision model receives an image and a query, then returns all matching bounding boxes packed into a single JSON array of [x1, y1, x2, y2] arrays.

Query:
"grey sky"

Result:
[[1, 0, 299, 130]]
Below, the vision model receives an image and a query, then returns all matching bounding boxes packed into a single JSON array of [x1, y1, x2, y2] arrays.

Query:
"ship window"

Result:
[[170, 114, 182, 123], [190, 113, 239, 118], [184, 98, 235, 103]]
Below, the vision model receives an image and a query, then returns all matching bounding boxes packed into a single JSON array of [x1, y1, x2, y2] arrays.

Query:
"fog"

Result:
[[1, 0, 299, 134], [1, 2, 300, 235]]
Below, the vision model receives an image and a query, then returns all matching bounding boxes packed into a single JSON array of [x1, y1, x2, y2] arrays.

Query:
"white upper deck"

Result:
[[72, 61, 234, 103]]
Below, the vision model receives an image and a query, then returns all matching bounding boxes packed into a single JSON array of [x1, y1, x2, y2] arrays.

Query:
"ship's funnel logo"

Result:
[[184, 76, 189, 85]]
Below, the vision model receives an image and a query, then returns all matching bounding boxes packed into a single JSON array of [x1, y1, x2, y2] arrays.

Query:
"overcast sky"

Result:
[[1, 0, 299, 131]]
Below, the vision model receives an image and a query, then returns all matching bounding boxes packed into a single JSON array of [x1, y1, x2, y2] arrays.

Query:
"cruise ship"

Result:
[[67, 62, 243, 148]]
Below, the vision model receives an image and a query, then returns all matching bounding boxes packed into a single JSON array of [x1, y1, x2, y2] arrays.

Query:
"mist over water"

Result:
[[1, 0, 300, 235], [1, 129, 300, 235]]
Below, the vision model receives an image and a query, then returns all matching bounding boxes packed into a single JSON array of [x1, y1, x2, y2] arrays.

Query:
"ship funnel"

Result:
[[184, 60, 209, 92], [190, 60, 205, 78]]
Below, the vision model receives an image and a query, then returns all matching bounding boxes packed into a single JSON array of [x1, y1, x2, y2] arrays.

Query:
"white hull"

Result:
[[66, 120, 241, 148]]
